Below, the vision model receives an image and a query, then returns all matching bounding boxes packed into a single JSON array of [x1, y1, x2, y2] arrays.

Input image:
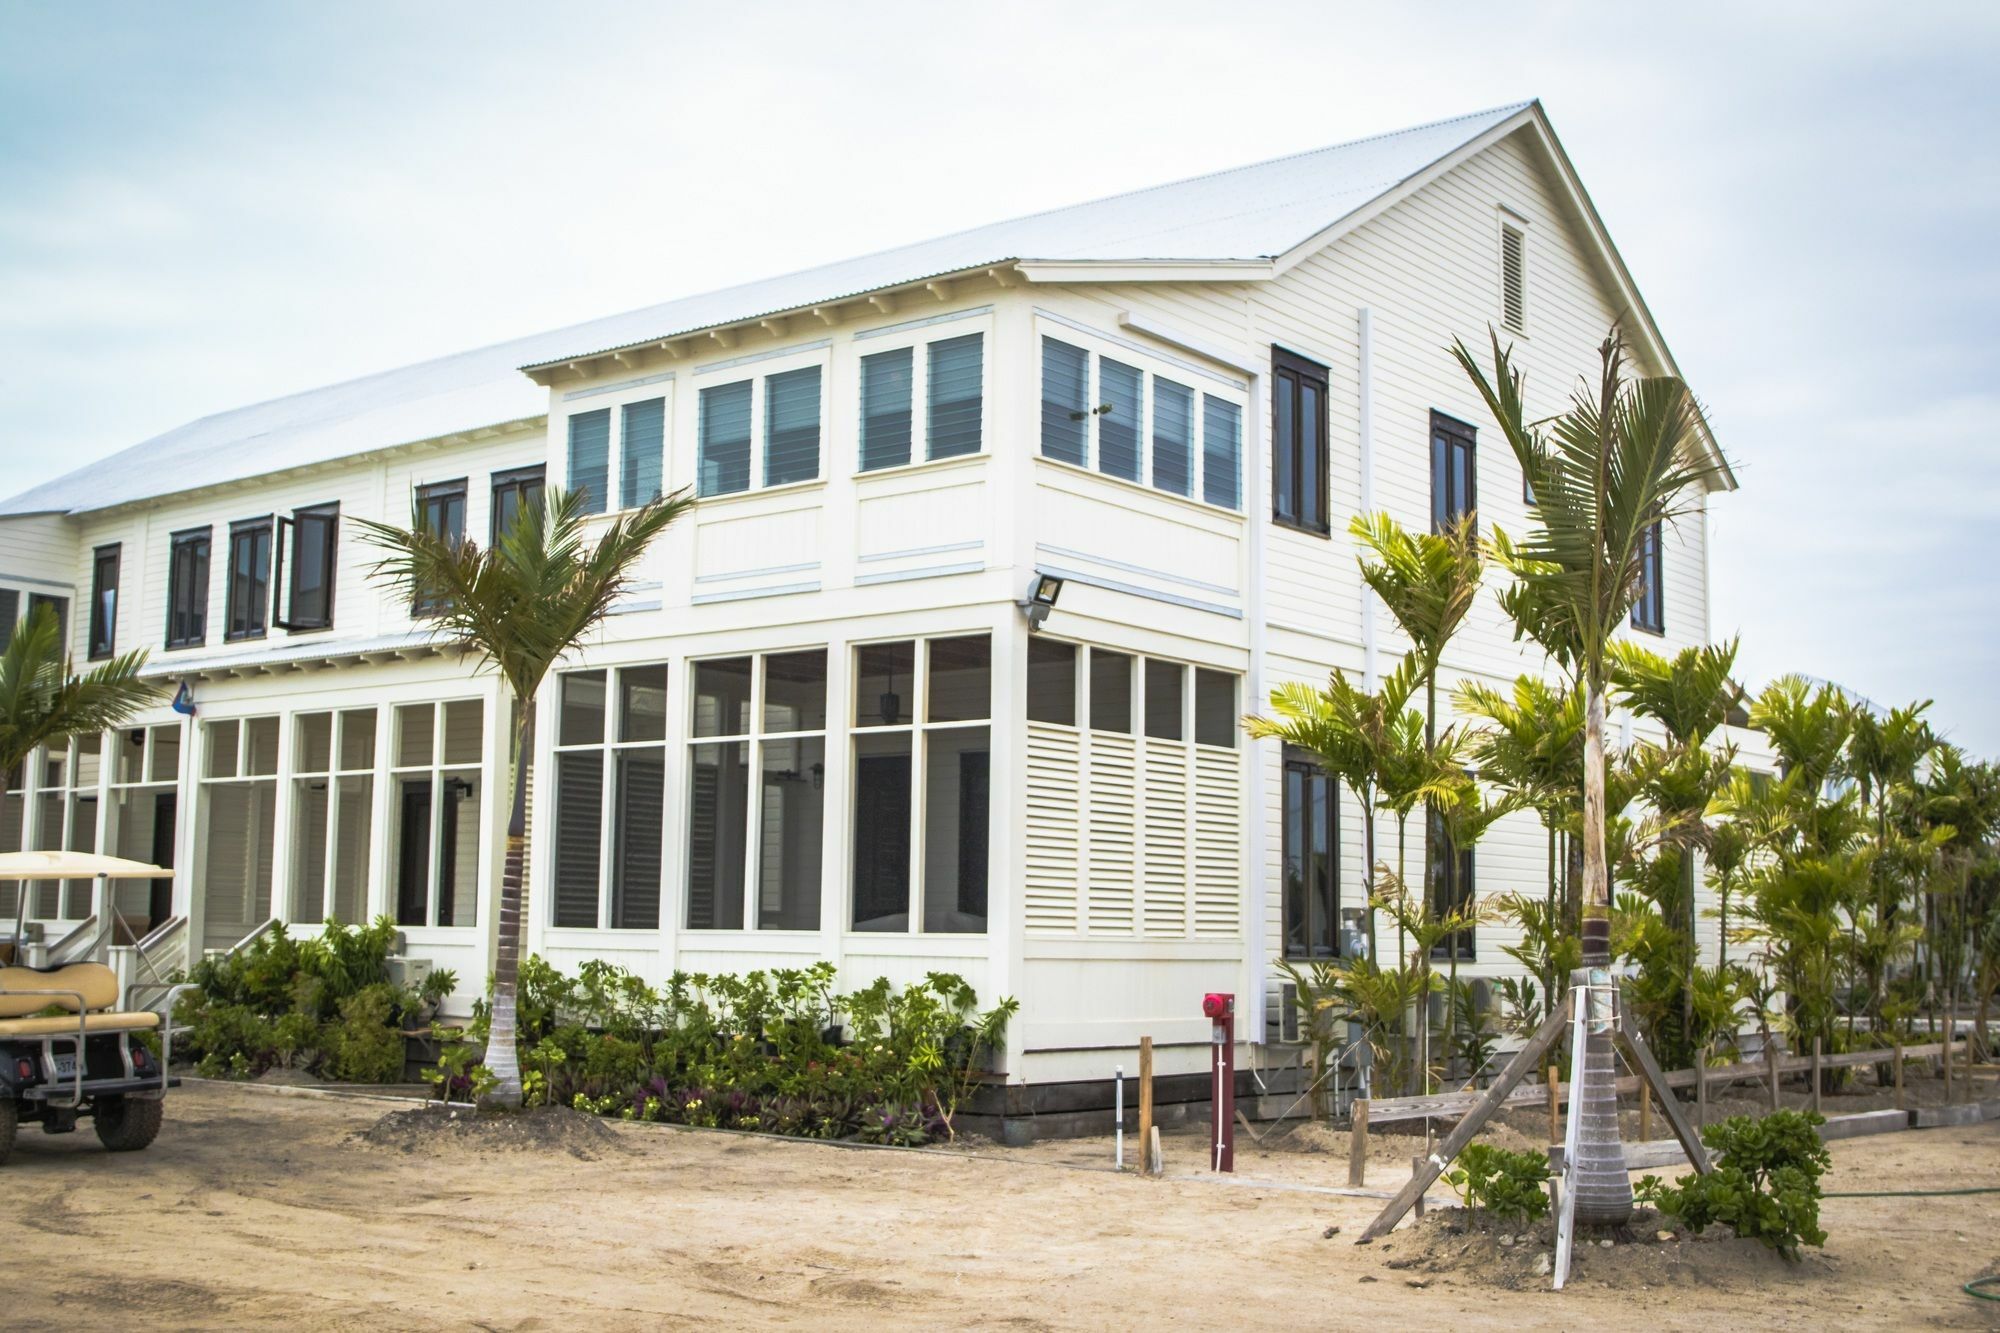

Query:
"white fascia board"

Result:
[[1014, 259, 1274, 284]]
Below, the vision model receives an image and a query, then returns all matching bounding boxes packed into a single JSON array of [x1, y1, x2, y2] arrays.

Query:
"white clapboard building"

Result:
[[0, 101, 1734, 1098]]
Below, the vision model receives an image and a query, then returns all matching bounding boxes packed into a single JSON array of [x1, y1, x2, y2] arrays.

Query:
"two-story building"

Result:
[[0, 100, 1735, 1098]]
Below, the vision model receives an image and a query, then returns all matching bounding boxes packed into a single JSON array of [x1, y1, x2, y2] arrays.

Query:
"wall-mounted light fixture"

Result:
[[1021, 573, 1064, 632]]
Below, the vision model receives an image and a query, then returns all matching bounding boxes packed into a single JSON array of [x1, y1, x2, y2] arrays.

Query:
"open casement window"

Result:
[[165, 528, 211, 649], [1271, 348, 1328, 534], [1631, 519, 1665, 634], [272, 504, 338, 632], [224, 520, 272, 641], [412, 481, 467, 617], [87, 544, 120, 660], [490, 465, 545, 544], [1429, 411, 1477, 534]]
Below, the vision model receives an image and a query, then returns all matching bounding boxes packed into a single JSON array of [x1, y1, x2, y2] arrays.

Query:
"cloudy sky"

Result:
[[3, 2, 1996, 749]]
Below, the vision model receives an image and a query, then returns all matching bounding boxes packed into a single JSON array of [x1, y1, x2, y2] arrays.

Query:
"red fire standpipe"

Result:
[[1203, 992, 1235, 1172]]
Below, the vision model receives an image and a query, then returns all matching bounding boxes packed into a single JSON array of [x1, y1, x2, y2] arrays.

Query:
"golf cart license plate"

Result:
[[50, 1053, 77, 1079]]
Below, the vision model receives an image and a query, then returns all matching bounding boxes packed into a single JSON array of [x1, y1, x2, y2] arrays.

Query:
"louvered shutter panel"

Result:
[[568, 408, 612, 514], [1151, 378, 1194, 497], [859, 347, 913, 471], [551, 751, 602, 927], [1142, 741, 1188, 935], [1501, 224, 1526, 331], [926, 333, 983, 459], [620, 397, 666, 509], [1193, 747, 1242, 936], [764, 366, 822, 486], [698, 382, 753, 496], [1098, 358, 1142, 481], [1086, 732, 1137, 933], [1039, 337, 1089, 465], [1024, 723, 1081, 933], [1202, 395, 1241, 510]]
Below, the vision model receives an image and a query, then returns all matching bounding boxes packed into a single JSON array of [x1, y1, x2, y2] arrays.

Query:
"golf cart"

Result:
[[0, 850, 188, 1164]]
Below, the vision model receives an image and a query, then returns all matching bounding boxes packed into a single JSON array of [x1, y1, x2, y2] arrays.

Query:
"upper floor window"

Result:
[[1040, 334, 1243, 510], [568, 408, 612, 515], [165, 528, 211, 649], [87, 544, 119, 660], [24, 593, 68, 655], [1500, 220, 1527, 333], [1272, 347, 1328, 533], [273, 503, 338, 632], [1430, 411, 1477, 533], [1631, 519, 1664, 634], [490, 465, 545, 544], [699, 367, 823, 497], [413, 481, 466, 617], [620, 398, 666, 509], [859, 331, 985, 472], [225, 519, 272, 641], [0, 589, 17, 652]]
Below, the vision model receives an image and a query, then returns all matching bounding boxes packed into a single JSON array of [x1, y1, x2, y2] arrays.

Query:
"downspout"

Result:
[[1358, 307, 1379, 692], [1244, 292, 1271, 1041]]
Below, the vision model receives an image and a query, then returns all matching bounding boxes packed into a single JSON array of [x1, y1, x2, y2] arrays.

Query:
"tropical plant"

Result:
[[1455, 325, 1727, 1225], [358, 484, 693, 1104], [1444, 1140, 1552, 1225], [0, 601, 162, 792], [1636, 1110, 1831, 1259]]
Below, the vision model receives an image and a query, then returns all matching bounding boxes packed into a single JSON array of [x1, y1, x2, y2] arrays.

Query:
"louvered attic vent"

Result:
[[1500, 223, 1527, 332]]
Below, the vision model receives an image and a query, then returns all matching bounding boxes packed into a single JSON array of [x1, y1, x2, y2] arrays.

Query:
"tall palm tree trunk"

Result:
[[1571, 679, 1634, 1224], [484, 713, 534, 1106]]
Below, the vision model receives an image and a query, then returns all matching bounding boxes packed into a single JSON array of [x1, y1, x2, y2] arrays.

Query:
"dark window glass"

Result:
[[1098, 358, 1142, 482], [225, 521, 272, 640], [569, 408, 611, 514], [699, 381, 753, 496], [926, 635, 991, 723], [686, 740, 748, 929], [1272, 348, 1329, 533], [0, 589, 17, 653], [1026, 639, 1077, 726], [1040, 337, 1089, 465], [1283, 747, 1338, 959], [1089, 649, 1132, 733], [26, 593, 66, 653], [854, 641, 914, 727], [764, 650, 828, 733], [1143, 659, 1184, 740], [618, 665, 669, 743], [490, 466, 546, 544], [1202, 396, 1242, 509], [1430, 808, 1476, 960], [764, 366, 822, 486], [276, 505, 338, 631], [758, 735, 823, 929], [1151, 378, 1194, 497], [923, 728, 989, 933], [851, 732, 912, 930], [927, 333, 983, 460], [612, 749, 664, 929], [1194, 669, 1237, 748], [693, 658, 754, 737], [165, 530, 211, 649], [413, 481, 466, 616], [620, 397, 666, 509], [551, 751, 603, 928], [1430, 411, 1477, 533], [558, 670, 607, 747], [88, 545, 119, 659], [859, 347, 913, 471], [1631, 520, 1665, 633]]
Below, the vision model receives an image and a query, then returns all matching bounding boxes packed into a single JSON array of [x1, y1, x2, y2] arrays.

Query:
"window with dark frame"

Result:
[[1429, 808, 1476, 961], [490, 465, 545, 544], [87, 544, 119, 660], [165, 528, 211, 649], [27, 593, 68, 653], [1632, 519, 1665, 633], [1282, 746, 1338, 959], [0, 589, 17, 652], [274, 503, 338, 632], [1272, 348, 1329, 534], [1430, 410, 1477, 533], [412, 480, 467, 617], [225, 519, 273, 641]]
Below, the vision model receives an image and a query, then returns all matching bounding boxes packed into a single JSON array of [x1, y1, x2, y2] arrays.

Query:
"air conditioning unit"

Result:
[[385, 956, 433, 991]]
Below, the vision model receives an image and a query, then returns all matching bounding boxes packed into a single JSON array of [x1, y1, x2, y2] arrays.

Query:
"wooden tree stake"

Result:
[[1894, 1037, 1905, 1110], [1640, 1081, 1652, 1144], [1766, 1036, 1781, 1112], [1546, 1064, 1560, 1143], [1697, 1043, 1710, 1130], [1810, 1037, 1823, 1116], [1137, 1038, 1155, 1175], [1348, 1097, 1369, 1188]]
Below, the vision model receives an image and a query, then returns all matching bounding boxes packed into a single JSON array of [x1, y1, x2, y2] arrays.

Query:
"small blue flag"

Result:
[[171, 681, 196, 717]]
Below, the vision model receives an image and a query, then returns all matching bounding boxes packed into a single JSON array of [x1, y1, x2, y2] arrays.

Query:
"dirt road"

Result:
[[7, 1082, 1997, 1330]]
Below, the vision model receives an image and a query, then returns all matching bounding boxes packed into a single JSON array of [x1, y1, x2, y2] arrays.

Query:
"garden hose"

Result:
[[1967, 1276, 2000, 1303], [1812, 1184, 2000, 1302]]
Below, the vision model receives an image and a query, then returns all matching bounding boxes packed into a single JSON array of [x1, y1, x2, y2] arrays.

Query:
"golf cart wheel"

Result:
[[93, 1096, 163, 1152], [0, 1098, 15, 1165]]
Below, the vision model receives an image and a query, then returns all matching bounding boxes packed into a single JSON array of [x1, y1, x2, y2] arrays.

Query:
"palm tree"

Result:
[[0, 604, 163, 780], [359, 485, 692, 1105], [1455, 326, 1726, 1225]]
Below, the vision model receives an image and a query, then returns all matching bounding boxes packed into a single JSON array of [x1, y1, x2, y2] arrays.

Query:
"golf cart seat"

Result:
[[0, 963, 161, 1037]]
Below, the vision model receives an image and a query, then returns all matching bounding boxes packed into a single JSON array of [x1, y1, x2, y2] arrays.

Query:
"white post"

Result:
[[1115, 1064, 1125, 1169], [1553, 983, 1591, 1291]]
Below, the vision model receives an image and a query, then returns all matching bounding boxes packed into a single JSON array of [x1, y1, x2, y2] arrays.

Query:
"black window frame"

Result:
[[87, 544, 120, 661], [1429, 808, 1477, 962], [0, 588, 17, 653], [273, 502, 339, 633], [412, 479, 468, 618], [224, 518, 274, 642], [26, 593, 68, 653], [1281, 745, 1340, 960], [490, 465, 546, 545], [1430, 410, 1478, 534], [1631, 519, 1665, 634], [164, 527, 212, 650], [1271, 347, 1330, 536]]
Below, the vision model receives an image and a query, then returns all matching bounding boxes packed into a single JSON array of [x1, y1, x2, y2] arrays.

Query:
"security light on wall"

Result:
[[1021, 574, 1064, 631]]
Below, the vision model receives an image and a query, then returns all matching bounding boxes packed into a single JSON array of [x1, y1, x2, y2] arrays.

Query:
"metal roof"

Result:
[[1, 103, 1530, 519]]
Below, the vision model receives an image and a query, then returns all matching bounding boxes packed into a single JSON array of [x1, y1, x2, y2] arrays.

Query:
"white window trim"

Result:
[[853, 313, 994, 475], [557, 378, 678, 516], [696, 344, 831, 497], [287, 709, 379, 925], [387, 698, 485, 931]]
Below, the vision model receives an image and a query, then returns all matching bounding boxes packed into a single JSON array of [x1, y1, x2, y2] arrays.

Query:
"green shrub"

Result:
[[1635, 1110, 1831, 1259], [323, 985, 408, 1084], [1444, 1141, 1551, 1224]]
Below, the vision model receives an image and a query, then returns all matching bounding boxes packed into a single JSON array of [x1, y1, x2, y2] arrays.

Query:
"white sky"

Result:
[[3, 2, 1997, 750]]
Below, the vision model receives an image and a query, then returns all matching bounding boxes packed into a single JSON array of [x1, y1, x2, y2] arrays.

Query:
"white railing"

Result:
[[114, 916, 191, 1011], [45, 914, 100, 964]]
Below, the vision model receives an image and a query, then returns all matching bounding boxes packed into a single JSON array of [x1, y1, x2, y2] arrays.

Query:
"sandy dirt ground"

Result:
[[7, 1081, 2000, 1331]]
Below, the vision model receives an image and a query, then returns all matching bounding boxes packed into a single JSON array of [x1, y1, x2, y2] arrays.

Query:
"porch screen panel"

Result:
[[1085, 733, 1137, 933], [859, 347, 913, 471], [1141, 741, 1188, 935], [926, 333, 983, 459], [1023, 724, 1081, 933], [612, 750, 664, 929], [1039, 337, 1089, 465], [764, 366, 821, 486], [1192, 747, 1243, 936], [551, 752, 603, 928]]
